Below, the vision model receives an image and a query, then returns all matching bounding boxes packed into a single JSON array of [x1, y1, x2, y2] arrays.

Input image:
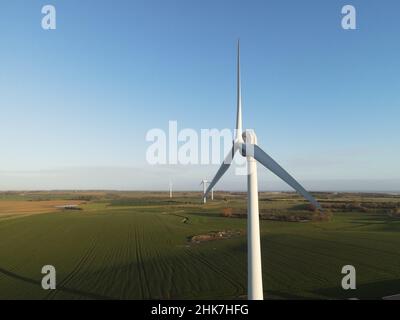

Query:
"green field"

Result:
[[0, 191, 399, 300]]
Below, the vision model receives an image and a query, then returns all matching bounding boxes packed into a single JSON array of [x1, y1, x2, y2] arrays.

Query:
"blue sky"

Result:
[[0, 0, 399, 191]]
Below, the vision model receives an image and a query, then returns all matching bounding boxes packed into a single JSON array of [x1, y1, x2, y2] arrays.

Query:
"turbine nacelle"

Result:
[[242, 130, 257, 145], [234, 130, 244, 144], [237, 130, 258, 159]]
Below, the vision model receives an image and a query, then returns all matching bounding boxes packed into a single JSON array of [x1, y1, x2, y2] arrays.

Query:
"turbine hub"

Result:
[[242, 130, 258, 145]]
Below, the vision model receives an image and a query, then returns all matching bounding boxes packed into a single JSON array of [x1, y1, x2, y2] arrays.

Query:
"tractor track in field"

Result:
[[123, 223, 135, 299], [123, 221, 144, 299], [149, 215, 177, 297], [0, 222, 68, 283], [185, 249, 244, 297], [269, 233, 400, 278], [45, 233, 99, 299], [0, 230, 109, 300], [134, 224, 151, 299]]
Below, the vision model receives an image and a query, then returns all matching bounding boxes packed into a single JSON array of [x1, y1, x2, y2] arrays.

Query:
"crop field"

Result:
[[0, 191, 399, 300]]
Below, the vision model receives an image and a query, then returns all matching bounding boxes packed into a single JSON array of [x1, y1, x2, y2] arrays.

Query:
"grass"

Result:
[[0, 191, 399, 299]]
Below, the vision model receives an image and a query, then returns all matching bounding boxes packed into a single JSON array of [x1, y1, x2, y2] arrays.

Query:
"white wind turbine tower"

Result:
[[203, 40, 322, 300], [169, 181, 173, 199], [200, 179, 208, 204]]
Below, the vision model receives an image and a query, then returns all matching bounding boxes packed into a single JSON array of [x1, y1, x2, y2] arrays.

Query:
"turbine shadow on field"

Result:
[[186, 211, 229, 219], [266, 290, 309, 300], [0, 266, 113, 300], [344, 214, 400, 232], [313, 279, 400, 299]]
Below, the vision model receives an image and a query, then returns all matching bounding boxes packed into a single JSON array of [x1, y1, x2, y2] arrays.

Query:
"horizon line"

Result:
[[1, 189, 399, 194]]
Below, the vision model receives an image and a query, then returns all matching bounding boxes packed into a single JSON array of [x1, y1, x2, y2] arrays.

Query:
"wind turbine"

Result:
[[200, 179, 208, 204], [211, 187, 214, 201], [169, 181, 173, 199], [203, 40, 322, 300]]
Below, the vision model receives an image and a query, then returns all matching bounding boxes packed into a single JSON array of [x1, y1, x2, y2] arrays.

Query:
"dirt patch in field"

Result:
[[0, 200, 85, 218], [189, 230, 243, 243]]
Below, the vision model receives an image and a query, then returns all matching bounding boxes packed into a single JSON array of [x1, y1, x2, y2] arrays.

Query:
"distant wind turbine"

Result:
[[169, 181, 173, 199], [203, 40, 322, 300], [200, 179, 208, 204]]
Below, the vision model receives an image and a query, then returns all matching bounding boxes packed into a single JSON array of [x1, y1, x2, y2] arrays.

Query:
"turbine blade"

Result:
[[244, 144, 321, 210], [204, 145, 236, 198], [235, 39, 243, 141]]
